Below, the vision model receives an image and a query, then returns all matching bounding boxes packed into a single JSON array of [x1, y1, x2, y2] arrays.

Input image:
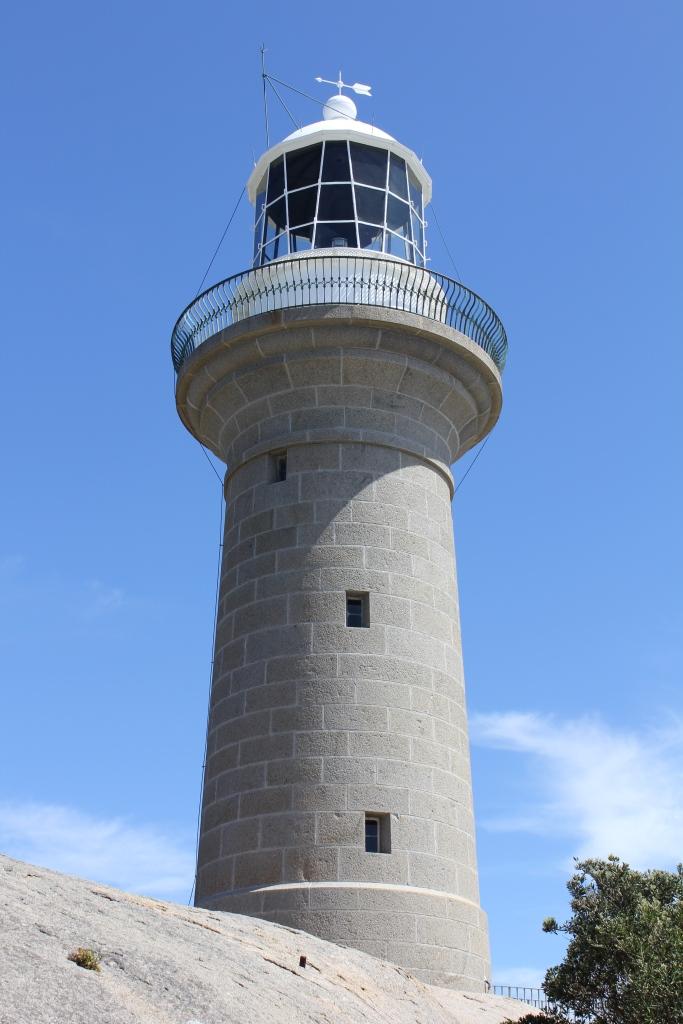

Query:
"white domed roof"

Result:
[[247, 117, 430, 204], [284, 117, 395, 144]]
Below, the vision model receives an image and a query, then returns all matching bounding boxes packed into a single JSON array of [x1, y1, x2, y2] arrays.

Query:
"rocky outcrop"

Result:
[[0, 855, 538, 1023]]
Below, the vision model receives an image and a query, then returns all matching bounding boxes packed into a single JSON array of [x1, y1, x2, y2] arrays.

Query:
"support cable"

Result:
[[194, 186, 246, 298], [426, 197, 489, 494], [427, 200, 463, 282], [198, 443, 224, 485], [266, 77, 301, 131], [188, 482, 225, 905], [454, 435, 490, 496], [263, 73, 357, 121]]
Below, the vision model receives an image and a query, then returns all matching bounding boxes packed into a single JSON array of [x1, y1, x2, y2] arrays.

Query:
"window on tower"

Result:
[[270, 450, 287, 483], [346, 592, 369, 628], [364, 813, 390, 853], [253, 140, 425, 268]]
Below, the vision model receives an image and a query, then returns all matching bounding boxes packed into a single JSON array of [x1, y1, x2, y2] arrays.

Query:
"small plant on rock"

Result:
[[68, 947, 101, 972]]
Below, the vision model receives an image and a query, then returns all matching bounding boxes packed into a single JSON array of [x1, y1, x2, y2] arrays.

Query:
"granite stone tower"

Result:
[[172, 81, 506, 990]]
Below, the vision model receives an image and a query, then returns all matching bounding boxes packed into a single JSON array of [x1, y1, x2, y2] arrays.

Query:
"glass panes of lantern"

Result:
[[253, 141, 426, 267]]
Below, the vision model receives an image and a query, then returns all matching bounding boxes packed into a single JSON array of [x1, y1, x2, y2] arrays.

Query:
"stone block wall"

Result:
[[177, 308, 502, 990]]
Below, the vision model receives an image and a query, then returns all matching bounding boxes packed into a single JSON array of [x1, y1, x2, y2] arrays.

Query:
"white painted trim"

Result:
[[248, 120, 432, 205]]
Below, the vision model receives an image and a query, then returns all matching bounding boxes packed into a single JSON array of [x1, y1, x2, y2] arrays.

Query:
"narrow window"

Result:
[[365, 816, 380, 853], [365, 813, 390, 853], [271, 450, 287, 482], [346, 591, 369, 628]]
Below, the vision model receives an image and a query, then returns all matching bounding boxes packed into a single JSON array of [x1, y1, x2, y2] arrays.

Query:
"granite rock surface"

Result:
[[0, 855, 538, 1024]]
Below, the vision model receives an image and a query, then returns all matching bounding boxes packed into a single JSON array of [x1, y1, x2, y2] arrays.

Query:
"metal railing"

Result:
[[491, 985, 575, 1018], [492, 985, 551, 1009], [170, 254, 508, 374]]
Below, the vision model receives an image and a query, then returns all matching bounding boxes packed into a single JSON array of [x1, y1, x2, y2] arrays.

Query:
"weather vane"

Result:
[[315, 72, 372, 98]]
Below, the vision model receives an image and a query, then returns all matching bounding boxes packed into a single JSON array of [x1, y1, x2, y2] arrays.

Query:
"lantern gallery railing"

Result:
[[171, 254, 508, 374]]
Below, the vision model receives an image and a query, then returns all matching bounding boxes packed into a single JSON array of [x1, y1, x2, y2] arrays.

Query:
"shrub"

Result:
[[67, 947, 101, 972], [517, 856, 683, 1024]]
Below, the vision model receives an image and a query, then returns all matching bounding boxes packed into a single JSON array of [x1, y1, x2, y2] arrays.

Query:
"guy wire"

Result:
[[188, 480, 225, 904]]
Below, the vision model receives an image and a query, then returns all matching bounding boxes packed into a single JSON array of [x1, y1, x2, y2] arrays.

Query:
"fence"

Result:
[[171, 254, 508, 374]]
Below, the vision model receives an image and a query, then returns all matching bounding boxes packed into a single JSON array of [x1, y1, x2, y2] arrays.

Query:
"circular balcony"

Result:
[[171, 254, 508, 374]]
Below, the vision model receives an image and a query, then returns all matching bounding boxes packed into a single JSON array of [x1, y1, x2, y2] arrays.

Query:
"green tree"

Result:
[[511, 855, 683, 1024]]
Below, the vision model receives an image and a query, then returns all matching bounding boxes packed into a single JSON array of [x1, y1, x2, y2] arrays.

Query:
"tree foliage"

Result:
[[512, 855, 683, 1024]]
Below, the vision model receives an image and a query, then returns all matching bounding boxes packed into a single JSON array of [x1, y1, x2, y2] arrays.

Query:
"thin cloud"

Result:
[[0, 557, 126, 626], [0, 802, 193, 898], [81, 580, 125, 618], [471, 711, 683, 868]]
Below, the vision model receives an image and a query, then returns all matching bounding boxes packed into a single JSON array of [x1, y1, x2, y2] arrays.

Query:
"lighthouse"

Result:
[[172, 78, 506, 991]]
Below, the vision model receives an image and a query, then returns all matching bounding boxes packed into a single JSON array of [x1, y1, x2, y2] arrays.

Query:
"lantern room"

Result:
[[247, 96, 432, 268]]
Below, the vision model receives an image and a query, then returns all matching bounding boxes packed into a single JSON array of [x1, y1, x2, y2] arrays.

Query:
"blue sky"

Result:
[[1, 0, 682, 988]]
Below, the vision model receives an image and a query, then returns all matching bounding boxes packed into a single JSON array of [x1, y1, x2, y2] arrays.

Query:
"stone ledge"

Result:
[[175, 306, 502, 468]]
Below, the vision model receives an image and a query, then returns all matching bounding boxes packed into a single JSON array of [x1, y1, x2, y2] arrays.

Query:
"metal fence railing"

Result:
[[170, 254, 508, 374], [491, 984, 576, 1018], [492, 985, 551, 1009]]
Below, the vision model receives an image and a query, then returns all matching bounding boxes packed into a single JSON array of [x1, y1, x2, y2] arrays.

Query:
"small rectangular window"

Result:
[[365, 816, 380, 853], [346, 591, 369, 628], [271, 450, 287, 482], [365, 813, 390, 853]]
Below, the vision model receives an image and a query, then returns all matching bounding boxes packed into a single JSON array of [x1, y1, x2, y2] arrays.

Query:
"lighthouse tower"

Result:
[[172, 80, 506, 991]]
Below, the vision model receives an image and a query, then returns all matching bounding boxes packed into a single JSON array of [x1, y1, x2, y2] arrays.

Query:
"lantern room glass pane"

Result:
[[408, 169, 423, 218], [315, 222, 358, 248], [350, 143, 388, 188], [285, 144, 322, 189], [317, 184, 354, 221], [358, 223, 384, 251], [385, 230, 411, 259], [288, 186, 317, 228], [354, 185, 385, 226], [411, 211, 424, 254], [322, 140, 351, 181], [254, 172, 267, 222], [386, 195, 411, 238], [389, 154, 408, 199], [254, 140, 425, 266], [253, 215, 264, 260], [265, 197, 287, 240], [266, 157, 285, 204], [290, 224, 314, 252], [262, 233, 287, 262]]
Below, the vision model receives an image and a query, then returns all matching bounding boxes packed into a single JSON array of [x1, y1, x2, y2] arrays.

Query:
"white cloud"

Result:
[[471, 711, 683, 868], [0, 556, 126, 622], [0, 802, 194, 899], [81, 580, 125, 618]]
